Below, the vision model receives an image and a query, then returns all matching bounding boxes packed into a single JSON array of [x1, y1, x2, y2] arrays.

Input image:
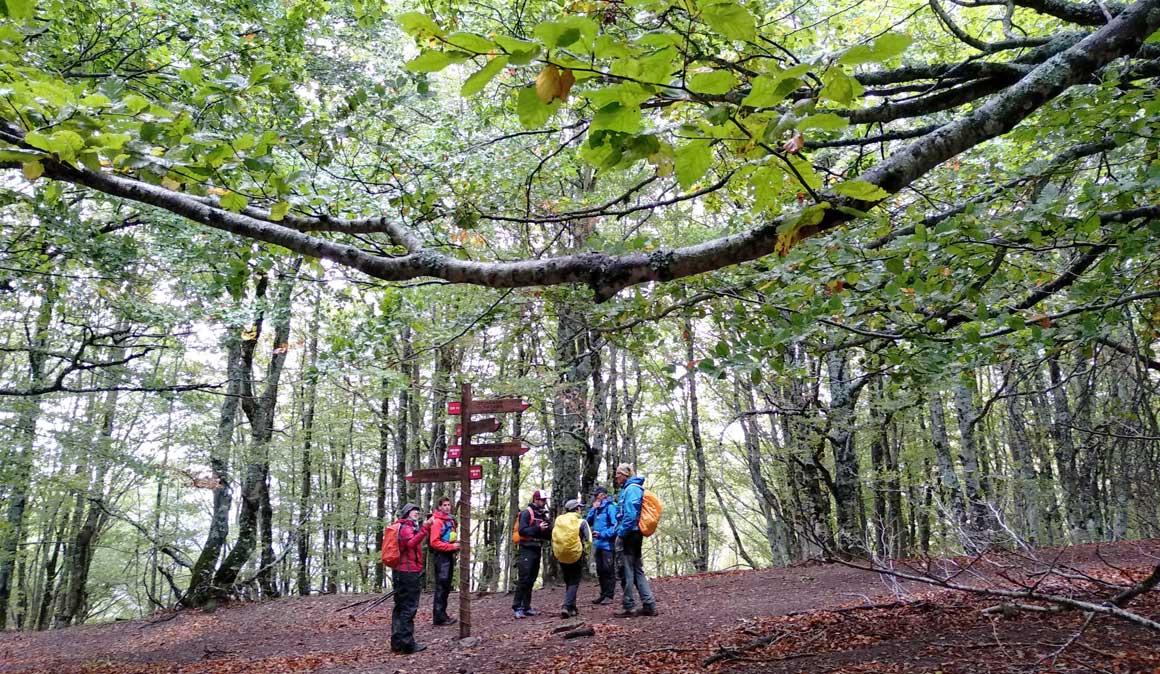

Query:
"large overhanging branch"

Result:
[[4, 0, 1159, 302]]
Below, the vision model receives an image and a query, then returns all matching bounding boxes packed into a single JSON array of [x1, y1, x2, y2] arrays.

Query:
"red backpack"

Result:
[[381, 521, 404, 568]]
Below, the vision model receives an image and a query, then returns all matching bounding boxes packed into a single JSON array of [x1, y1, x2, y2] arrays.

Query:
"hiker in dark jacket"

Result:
[[512, 489, 551, 618], [428, 496, 460, 626], [614, 464, 657, 617], [585, 485, 619, 604], [392, 503, 433, 653]]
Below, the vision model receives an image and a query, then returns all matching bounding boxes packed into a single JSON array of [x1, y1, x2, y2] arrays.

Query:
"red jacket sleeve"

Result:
[[429, 518, 458, 552], [400, 522, 429, 551]]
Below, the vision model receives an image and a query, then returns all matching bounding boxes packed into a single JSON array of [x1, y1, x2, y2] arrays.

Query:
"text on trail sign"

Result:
[[448, 398, 529, 415]]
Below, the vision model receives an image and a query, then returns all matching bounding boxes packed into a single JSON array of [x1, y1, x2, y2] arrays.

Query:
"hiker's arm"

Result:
[[400, 523, 430, 550], [429, 522, 457, 552], [616, 489, 641, 537], [518, 508, 538, 539]]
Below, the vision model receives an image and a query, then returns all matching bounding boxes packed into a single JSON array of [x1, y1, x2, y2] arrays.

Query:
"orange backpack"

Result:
[[638, 489, 664, 537], [510, 506, 536, 545], [381, 521, 404, 568]]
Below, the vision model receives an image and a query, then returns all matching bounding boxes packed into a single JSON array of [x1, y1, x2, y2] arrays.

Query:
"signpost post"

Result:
[[403, 385, 529, 640]]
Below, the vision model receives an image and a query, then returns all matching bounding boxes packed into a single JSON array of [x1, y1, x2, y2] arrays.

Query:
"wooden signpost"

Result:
[[404, 384, 528, 640]]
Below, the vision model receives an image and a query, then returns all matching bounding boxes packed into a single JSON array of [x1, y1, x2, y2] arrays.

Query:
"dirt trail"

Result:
[[0, 540, 1157, 674]]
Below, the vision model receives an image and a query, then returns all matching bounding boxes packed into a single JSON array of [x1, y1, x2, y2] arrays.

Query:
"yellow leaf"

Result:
[[161, 176, 182, 191], [207, 186, 228, 196], [241, 326, 258, 341], [535, 65, 561, 104], [557, 69, 575, 101], [22, 161, 43, 181]]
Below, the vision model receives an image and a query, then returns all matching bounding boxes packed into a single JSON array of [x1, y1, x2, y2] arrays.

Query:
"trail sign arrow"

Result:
[[465, 441, 529, 459], [455, 417, 500, 437], [448, 398, 529, 415], [405, 467, 462, 484]]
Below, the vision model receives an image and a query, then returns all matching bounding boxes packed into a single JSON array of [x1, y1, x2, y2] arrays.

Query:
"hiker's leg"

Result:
[[596, 548, 615, 599], [620, 535, 640, 610], [614, 537, 627, 596], [562, 562, 581, 609], [392, 571, 421, 651], [433, 552, 453, 621], [524, 546, 541, 610]]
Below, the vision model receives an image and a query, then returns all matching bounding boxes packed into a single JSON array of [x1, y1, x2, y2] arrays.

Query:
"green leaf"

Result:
[[516, 85, 558, 129], [834, 180, 888, 201], [122, 94, 151, 114], [595, 35, 631, 59], [675, 140, 713, 190], [494, 36, 541, 64], [688, 70, 737, 95], [21, 160, 42, 181], [93, 132, 131, 150], [701, 1, 756, 42], [406, 50, 460, 73], [445, 32, 495, 53], [0, 149, 41, 162], [4, 0, 35, 20], [461, 55, 508, 97], [820, 68, 862, 105], [592, 102, 642, 133], [743, 76, 801, 107], [884, 256, 905, 275], [220, 191, 248, 212], [796, 113, 848, 131], [25, 129, 84, 162], [533, 17, 597, 50], [269, 201, 290, 221], [80, 93, 112, 108], [397, 12, 443, 37], [1147, 28, 1160, 44]]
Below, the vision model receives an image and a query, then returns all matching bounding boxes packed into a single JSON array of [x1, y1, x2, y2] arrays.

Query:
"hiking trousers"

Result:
[[560, 560, 583, 610], [594, 547, 616, 600], [432, 551, 455, 622], [513, 544, 541, 611], [620, 531, 655, 610], [391, 570, 422, 651]]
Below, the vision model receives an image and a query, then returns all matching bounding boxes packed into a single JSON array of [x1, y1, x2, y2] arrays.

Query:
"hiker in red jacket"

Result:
[[392, 503, 433, 654], [428, 496, 461, 626]]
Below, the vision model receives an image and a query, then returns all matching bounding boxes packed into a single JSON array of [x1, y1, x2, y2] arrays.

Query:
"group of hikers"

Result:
[[382, 463, 659, 654]]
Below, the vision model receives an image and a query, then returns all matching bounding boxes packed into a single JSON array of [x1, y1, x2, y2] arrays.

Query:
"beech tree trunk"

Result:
[[683, 316, 709, 572]]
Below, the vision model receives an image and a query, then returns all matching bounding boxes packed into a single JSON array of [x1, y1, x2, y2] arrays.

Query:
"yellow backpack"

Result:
[[551, 512, 584, 564], [639, 489, 664, 537]]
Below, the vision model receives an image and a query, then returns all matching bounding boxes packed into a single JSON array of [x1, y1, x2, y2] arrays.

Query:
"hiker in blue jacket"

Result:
[[585, 485, 618, 604], [614, 464, 657, 617]]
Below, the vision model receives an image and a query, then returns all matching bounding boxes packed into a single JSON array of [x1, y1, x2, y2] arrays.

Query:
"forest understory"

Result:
[[0, 540, 1156, 674]]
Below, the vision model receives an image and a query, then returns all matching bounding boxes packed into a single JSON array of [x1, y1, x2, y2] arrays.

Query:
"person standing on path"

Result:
[[391, 503, 433, 653], [513, 489, 552, 618], [614, 464, 658, 617], [428, 496, 460, 626], [585, 485, 618, 604], [554, 498, 592, 618]]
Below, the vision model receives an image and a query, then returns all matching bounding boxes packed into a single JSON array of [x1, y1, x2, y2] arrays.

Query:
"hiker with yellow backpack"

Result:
[[613, 464, 661, 617], [552, 498, 592, 618]]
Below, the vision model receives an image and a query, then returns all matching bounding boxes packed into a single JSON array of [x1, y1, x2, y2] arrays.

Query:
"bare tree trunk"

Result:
[[374, 378, 390, 591], [0, 281, 54, 628], [1002, 363, 1040, 545], [825, 349, 864, 556], [297, 288, 321, 596], [1047, 355, 1096, 543], [952, 374, 993, 541], [682, 317, 709, 572], [927, 389, 966, 539], [738, 380, 788, 566]]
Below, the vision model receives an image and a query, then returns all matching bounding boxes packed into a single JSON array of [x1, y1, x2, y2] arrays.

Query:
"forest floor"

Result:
[[1, 540, 1158, 674]]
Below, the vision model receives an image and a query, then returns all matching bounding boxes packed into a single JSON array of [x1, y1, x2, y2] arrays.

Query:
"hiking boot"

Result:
[[560, 609, 571, 619], [524, 607, 541, 617], [568, 607, 580, 617], [639, 605, 658, 617], [592, 596, 612, 605], [614, 607, 636, 618], [411, 645, 427, 654], [434, 617, 457, 626], [513, 609, 526, 619]]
